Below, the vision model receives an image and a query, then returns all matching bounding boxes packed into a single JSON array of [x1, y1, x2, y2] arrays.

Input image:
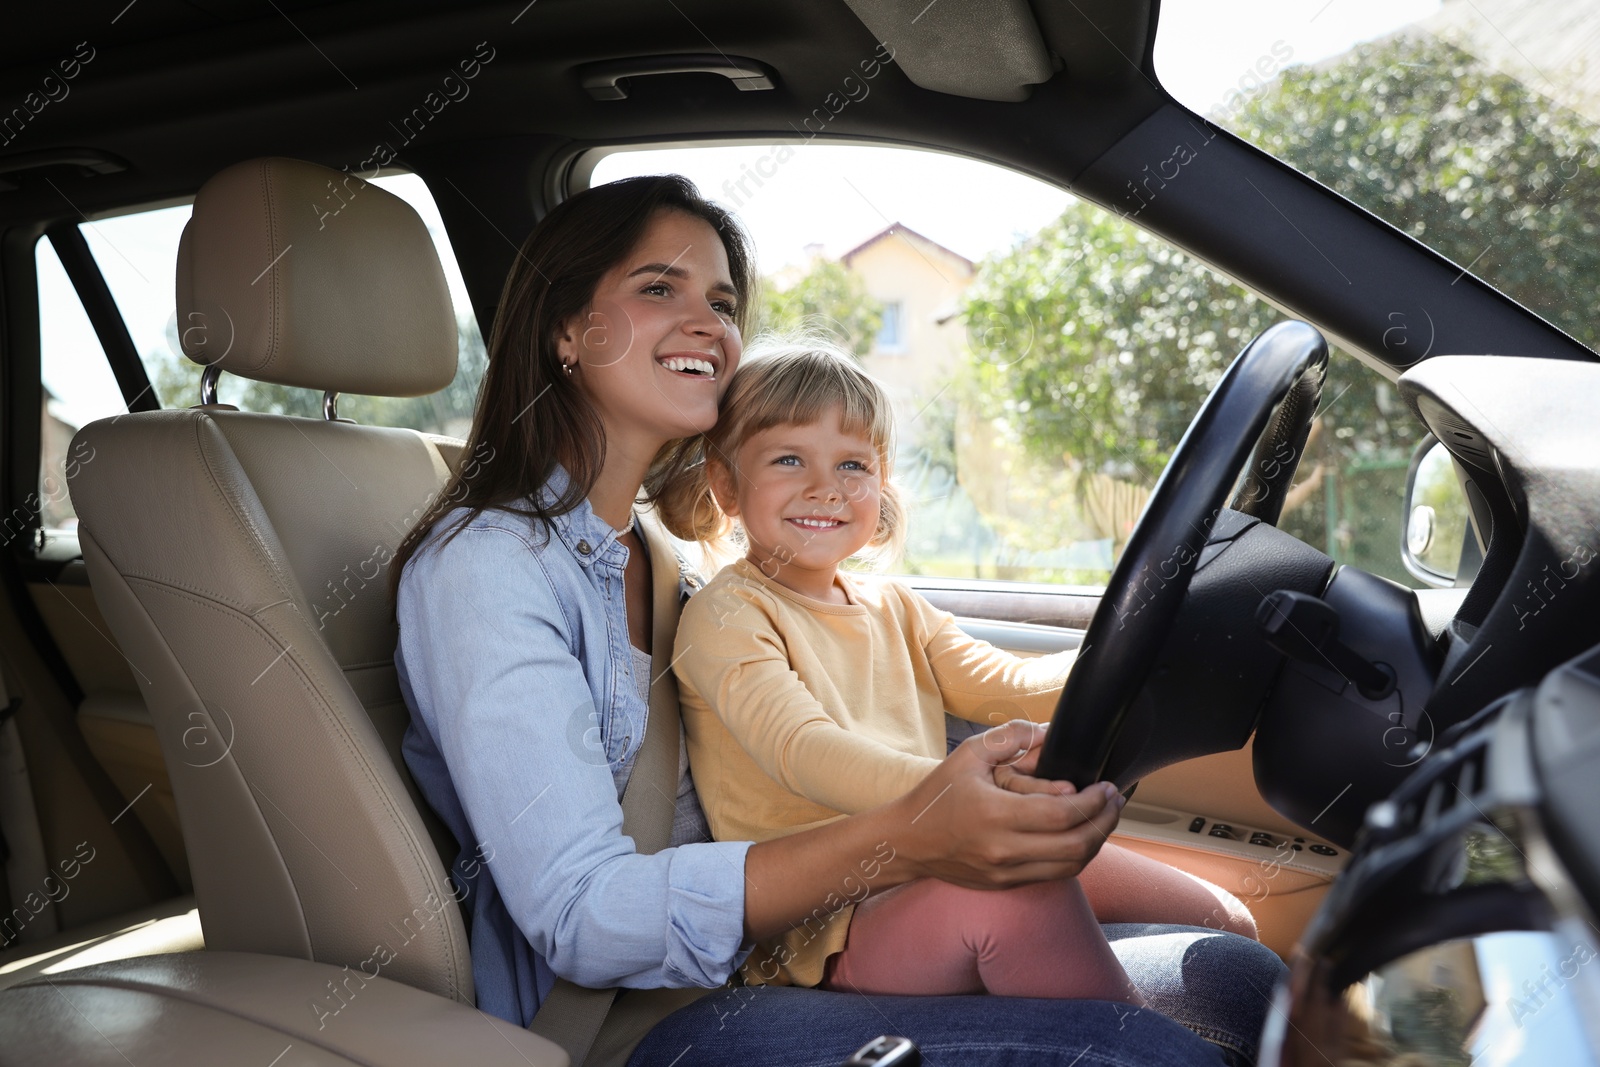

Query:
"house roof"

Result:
[[840, 223, 976, 273]]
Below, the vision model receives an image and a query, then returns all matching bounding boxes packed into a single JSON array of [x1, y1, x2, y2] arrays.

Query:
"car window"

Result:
[[69, 172, 486, 434], [1154, 0, 1600, 355], [586, 143, 1428, 589], [35, 239, 117, 537]]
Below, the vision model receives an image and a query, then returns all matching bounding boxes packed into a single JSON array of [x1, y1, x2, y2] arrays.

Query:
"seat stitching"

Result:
[[83, 416, 261, 613], [192, 578, 469, 1002], [187, 411, 300, 612], [128, 578, 469, 1002]]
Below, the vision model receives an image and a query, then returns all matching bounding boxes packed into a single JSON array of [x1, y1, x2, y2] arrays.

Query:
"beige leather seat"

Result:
[[0, 951, 560, 1065], [0, 893, 202, 991], [67, 157, 473, 1005]]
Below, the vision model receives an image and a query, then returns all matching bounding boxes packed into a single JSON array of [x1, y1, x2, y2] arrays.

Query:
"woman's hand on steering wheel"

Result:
[[890, 720, 1125, 890]]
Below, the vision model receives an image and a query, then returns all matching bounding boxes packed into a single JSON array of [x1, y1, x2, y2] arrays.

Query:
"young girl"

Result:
[[666, 340, 1255, 1002]]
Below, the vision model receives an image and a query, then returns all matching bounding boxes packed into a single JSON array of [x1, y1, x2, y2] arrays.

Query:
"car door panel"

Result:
[[25, 567, 190, 892]]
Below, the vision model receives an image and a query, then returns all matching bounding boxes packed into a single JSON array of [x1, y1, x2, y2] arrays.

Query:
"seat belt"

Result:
[[528, 516, 688, 1066]]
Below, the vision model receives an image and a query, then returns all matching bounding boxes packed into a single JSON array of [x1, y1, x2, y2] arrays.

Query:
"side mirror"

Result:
[[1401, 435, 1475, 587]]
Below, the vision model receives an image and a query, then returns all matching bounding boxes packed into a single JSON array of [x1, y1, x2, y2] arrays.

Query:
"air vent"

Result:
[[1375, 734, 1490, 846], [1417, 743, 1485, 828], [1417, 397, 1495, 470]]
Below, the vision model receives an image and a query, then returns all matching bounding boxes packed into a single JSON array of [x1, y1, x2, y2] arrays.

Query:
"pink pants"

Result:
[[820, 842, 1255, 1001]]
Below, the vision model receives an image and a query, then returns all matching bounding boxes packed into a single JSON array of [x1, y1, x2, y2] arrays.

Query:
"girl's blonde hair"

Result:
[[649, 337, 907, 563]]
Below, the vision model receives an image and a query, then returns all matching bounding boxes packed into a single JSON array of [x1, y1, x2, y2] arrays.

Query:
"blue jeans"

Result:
[[1103, 924, 1285, 1064], [629, 924, 1285, 1066]]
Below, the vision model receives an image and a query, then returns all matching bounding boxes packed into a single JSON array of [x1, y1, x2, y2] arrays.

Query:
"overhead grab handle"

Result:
[[578, 54, 775, 100]]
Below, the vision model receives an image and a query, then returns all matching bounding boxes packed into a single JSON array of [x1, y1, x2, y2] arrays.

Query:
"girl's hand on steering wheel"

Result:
[[888, 720, 1125, 890]]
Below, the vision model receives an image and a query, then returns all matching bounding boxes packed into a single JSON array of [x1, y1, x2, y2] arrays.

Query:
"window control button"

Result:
[[1189, 817, 1206, 833], [1309, 844, 1338, 856]]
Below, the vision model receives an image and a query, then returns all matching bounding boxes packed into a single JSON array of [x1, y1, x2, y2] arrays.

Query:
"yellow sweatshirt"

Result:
[[673, 557, 1074, 987]]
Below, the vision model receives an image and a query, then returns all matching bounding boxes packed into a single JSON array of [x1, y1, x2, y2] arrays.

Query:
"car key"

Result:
[[842, 1035, 920, 1066]]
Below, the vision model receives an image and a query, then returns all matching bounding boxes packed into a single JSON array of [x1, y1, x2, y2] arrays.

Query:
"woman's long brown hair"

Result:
[[390, 175, 755, 598]]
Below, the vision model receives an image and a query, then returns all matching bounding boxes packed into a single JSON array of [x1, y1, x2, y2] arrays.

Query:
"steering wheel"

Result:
[[1036, 320, 1329, 788]]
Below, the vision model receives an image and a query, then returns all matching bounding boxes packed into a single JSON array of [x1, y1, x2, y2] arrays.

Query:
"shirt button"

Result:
[[576, 540, 591, 555]]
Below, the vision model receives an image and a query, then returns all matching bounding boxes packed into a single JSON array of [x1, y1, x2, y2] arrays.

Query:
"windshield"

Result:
[[589, 144, 1428, 589], [1154, 0, 1600, 354]]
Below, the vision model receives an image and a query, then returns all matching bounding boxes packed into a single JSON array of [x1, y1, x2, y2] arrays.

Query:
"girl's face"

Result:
[[712, 406, 884, 598], [558, 210, 742, 450]]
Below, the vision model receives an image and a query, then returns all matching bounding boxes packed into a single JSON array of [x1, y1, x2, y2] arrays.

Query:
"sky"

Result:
[[1463, 929, 1594, 1064], [1157, 0, 1441, 108], [42, 1, 1442, 432]]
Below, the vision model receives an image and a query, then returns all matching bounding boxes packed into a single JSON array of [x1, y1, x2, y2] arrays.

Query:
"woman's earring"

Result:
[[562, 360, 575, 377]]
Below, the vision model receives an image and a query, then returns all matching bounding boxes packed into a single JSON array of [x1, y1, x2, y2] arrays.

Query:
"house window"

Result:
[[877, 301, 904, 353]]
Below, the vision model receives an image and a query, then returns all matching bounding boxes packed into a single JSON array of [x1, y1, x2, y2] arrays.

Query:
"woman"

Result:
[[393, 174, 1283, 1066]]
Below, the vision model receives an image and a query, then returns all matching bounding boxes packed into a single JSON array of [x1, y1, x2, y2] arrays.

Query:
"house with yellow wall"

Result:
[[795, 223, 1121, 579], [840, 223, 975, 428]]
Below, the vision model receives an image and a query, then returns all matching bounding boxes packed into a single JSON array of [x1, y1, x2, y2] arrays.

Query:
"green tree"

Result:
[[957, 33, 1598, 579], [963, 203, 1275, 482], [959, 200, 1412, 565], [1390, 988, 1472, 1065], [758, 258, 883, 357], [1235, 34, 1600, 354]]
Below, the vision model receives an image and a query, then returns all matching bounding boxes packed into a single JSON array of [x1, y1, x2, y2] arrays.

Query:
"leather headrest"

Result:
[[176, 157, 457, 397]]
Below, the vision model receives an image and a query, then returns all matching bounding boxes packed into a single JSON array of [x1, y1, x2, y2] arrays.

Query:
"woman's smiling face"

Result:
[[558, 209, 743, 449]]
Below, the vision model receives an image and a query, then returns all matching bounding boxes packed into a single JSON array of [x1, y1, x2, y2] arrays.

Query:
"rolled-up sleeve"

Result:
[[398, 525, 751, 990], [913, 590, 1075, 725]]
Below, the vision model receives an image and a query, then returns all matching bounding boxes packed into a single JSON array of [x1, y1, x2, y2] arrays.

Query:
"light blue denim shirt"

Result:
[[397, 467, 751, 1028]]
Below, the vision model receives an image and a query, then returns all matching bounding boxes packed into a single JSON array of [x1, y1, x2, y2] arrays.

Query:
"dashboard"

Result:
[[1400, 355, 1600, 725], [1242, 353, 1599, 845]]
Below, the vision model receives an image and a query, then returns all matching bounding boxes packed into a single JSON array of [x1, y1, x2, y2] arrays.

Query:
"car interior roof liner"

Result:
[[839, 0, 1055, 101], [1032, 0, 1157, 87]]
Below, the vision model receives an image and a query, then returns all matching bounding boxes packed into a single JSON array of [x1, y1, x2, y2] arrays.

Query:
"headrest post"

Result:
[[322, 391, 340, 421], [200, 365, 221, 406]]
